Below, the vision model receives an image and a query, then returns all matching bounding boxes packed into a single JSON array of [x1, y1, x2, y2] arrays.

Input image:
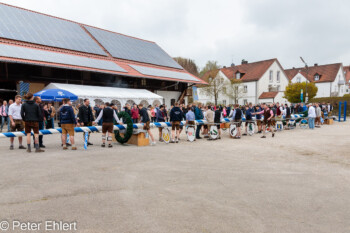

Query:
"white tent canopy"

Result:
[[44, 83, 163, 108]]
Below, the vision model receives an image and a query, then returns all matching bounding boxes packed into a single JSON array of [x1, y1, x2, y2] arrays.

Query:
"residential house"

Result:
[[196, 69, 231, 105], [197, 58, 290, 105], [344, 66, 350, 94], [285, 63, 347, 98]]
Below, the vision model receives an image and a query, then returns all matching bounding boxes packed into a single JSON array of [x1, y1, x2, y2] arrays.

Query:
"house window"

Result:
[[268, 85, 272, 92], [175, 83, 179, 90], [277, 71, 280, 83], [236, 72, 240, 79], [223, 87, 227, 93], [244, 85, 248, 93], [223, 100, 227, 105], [141, 78, 146, 86], [209, 77, 213, 83], [297, 77, 301, 83], [277, 85, 280, 91], [269, 70, 273, 82], [243, 99, 248, 105], [314, 74, 320, 81]]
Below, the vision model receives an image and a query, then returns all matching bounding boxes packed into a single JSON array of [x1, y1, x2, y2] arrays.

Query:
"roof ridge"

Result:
[[0, 2, 156, 44], [287, 62, 342, 70], [221, 58, 276, 70]]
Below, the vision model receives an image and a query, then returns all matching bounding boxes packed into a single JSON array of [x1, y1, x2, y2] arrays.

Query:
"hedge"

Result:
[[310, 96, 350, 116]]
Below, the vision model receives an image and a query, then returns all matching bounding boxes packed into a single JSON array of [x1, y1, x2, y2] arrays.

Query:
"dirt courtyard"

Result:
[[0, 121, 349, 233]]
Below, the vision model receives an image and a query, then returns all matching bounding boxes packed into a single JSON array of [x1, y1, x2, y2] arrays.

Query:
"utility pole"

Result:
[[300, 57, 309, 103]]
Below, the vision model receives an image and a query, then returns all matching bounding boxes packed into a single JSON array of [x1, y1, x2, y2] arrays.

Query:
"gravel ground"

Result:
[[0, 121, 349, 233]]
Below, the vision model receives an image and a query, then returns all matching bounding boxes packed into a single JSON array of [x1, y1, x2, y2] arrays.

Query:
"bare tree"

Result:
[[173, 57, 199, 76], [200, 73, 226, 105], [200, 61, 221, 77], [225, 79, 246, 104]]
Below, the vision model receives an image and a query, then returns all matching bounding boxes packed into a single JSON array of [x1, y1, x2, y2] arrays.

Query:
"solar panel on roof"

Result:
[[130, 65, 199, 82], [0, 4, 106, 55], [0, 43, 126, 73], [85, 26, 183, 69]]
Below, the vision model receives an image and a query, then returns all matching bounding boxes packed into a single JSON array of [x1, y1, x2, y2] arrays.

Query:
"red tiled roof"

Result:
[[344, 66, 350, 84], [259, 92, 278, 99], [284, 68, 312, 82], [285, 63, 342, 83], [0, 3, 206, 85], [220, 59, 280, 82]]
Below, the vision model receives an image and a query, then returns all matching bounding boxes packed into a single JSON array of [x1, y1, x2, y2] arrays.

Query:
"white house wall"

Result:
[[155, 90, 182, 107], [315, 82, 331, 98], [237, 81, 256, 105], [257, 61, 289, 104], [274, 92, 287, 104], [314, 67, 346, 98], [291, 73, 308, 83], [331, 67, 346, 96], [197, 70, 231, 105], [258, 98, 274, 104]]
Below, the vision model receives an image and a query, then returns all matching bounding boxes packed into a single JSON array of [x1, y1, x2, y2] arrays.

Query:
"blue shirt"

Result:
[[186, 111, 195, 121]]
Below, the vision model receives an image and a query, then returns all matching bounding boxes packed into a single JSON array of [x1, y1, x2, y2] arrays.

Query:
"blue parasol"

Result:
[[34, 89, 78, 102]]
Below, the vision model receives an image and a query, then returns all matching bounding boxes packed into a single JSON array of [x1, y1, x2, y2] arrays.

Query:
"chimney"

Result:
[[223, 66, 226, 68], [314, 63, 318, 66], [241, 60, 248, 65], [231, 63, 235, 67], [292, 67, 295, 69]]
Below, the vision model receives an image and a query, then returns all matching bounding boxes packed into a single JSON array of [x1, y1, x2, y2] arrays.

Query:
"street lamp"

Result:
[[300, 57, 309, 103]]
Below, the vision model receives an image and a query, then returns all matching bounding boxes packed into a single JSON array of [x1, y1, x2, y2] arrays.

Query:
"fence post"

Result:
[[344, 101, 347, 121], [339, 102, 342, 122]]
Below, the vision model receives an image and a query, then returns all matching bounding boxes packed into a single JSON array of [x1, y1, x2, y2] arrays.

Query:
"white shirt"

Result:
[[308, 106, 316, 118], [8, 103, 22, 120], [229, 109, 236, 119]]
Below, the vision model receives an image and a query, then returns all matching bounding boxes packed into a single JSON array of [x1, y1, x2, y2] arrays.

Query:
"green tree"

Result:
[[173, 57, 199, 76], [284, 82, 318, 103], [199, 61, 221, 77]]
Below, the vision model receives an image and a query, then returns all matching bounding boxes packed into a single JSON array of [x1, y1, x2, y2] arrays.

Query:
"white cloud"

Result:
[[1, 0, 349, 69]]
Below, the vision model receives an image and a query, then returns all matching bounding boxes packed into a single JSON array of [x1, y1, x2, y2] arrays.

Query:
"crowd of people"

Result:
[[0, 93, 334, 152]]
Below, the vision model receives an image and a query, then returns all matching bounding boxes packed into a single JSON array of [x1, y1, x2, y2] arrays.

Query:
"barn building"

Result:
[[0, 3, 205, 107]]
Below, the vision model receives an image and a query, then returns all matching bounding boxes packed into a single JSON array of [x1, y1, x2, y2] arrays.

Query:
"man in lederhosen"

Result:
[[94, 102, 121, 148], [253, 103, 275, 138]]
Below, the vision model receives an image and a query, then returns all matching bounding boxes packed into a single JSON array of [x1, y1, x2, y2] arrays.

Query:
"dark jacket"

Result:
[[170, 107, 183, 122], [21, 100, 41, 122], [194, 107, 204, 120], [214, 110, 222, 123], [245, 108, 254, 120], [255, 107, 262, 120], [93, 106, 100, 118], [123, 107, 131, 117], [38, 103, 45, 122], [78, 105, 94, 123], [156, 109, 165, 122], [234, 108, 242, 120], [139, 107, 150, 123], [59, 105, 76, 124]]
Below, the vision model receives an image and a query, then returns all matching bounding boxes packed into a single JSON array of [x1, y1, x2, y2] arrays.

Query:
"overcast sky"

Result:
[[2, 0, 349, 70]]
